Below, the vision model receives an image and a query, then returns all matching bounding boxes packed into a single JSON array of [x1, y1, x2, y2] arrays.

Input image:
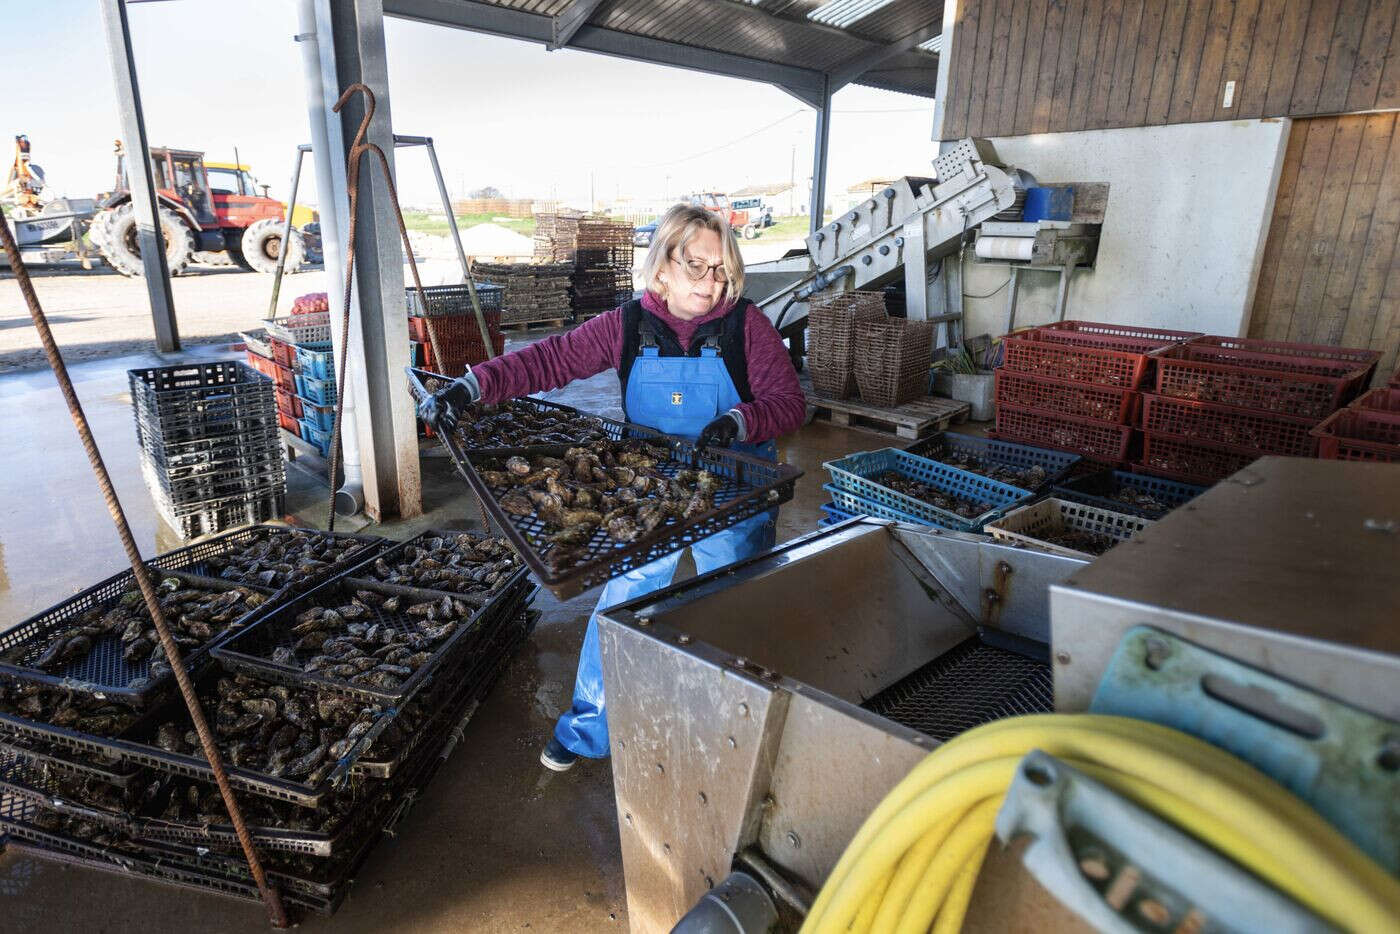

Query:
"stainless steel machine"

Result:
[[598, 457, 1400, 932], [748, 138, 1101, 353], [597, 522, 1086, 931]]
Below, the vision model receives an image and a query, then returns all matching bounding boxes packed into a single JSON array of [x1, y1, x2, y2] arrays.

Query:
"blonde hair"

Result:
[[641, 203, 745, 304]]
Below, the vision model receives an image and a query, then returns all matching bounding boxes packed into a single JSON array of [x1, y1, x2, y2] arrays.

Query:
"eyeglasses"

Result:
[[672, 253, 728, 284]]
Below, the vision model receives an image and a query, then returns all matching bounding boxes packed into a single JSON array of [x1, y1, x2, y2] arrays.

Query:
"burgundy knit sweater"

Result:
[[470, 291, 805, 444]]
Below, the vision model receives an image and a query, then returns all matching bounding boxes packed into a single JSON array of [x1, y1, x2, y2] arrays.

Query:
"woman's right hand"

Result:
[[417, 375, 479, 432]]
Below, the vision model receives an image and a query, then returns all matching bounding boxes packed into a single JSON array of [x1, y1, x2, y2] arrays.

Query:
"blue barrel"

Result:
[[1023, 186, 1074, 222]]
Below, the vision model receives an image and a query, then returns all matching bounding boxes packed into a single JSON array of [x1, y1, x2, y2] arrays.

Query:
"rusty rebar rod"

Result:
[[0, 219, 290, 928]]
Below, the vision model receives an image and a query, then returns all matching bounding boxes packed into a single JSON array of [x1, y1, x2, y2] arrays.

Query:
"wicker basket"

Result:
[[807, 292, 887, 399], [855, 318, 933, 407], [985, 497, 1154, 560]]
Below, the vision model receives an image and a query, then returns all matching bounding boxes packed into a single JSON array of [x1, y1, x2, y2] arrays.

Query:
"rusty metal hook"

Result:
[[333, 81, 375, 154]]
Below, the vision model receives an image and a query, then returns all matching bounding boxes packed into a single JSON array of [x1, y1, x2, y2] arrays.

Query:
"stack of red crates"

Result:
[[1308, 385, 1400, 463], [994, 321, 1201, 465], [242, 341, 299, 434], [1142, 337, 1381, 482]]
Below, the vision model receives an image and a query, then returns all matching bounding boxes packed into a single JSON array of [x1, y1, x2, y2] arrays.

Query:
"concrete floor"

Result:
[[0, 336, 904, 931]]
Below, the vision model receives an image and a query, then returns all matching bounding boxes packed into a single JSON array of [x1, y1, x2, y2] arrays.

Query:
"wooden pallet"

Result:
[[806, 391, 970, 440]]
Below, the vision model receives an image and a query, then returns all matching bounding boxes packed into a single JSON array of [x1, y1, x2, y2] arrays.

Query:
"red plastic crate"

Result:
[[1139, 431, 1262, 484], [994, 369, 1138, 424], [268, 337, 297, 370], [277, 410, 300, 434], [1033, 320, 1202, 353], [1184, 335, 1381, 386], [1155, 344, 1368, 418], [1310, 407, 1400, 461], [1140, 394, 1319, 457], [274, 387, 303, 421], [1355, 388, 1400, 413], [414, 313, 504, 375], [1002, 330, 1162, 389], [994, 403, 1136, 463]]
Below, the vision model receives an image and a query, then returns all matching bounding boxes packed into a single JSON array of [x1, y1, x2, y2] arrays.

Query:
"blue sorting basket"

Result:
[[298, 399, 335, 432], [823, 448, 1033, 530], [1051, 469, 1205, 520], [295, 341, 335, 380], [818, 502, 860, 528], [295, 373, 337, 406], [903, 431, 1081, 494], [298, 417, 332, 456], [822, 483, 982, 530]]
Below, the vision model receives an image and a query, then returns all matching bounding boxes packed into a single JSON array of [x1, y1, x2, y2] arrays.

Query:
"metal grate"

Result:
[[861, 637, 1052, 741]]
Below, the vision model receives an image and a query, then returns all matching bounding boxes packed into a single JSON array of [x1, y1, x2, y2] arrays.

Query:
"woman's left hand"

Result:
[[697, 413, 740, 450]]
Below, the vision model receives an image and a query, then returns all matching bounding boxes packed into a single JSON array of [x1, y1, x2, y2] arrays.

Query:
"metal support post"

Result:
[[809, 77, 831, 234], [267, 144, 309, 319], [394, 135, 468, 281], [322, 0, 422, 521], [98, 0, 178, 352]]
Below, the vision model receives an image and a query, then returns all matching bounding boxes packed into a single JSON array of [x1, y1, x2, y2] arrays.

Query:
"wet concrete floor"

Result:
[[0, 336, 969, 931]]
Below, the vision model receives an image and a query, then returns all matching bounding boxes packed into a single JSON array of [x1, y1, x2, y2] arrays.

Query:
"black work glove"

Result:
[[417, 376, 478, 432], [697, 413, 741, 451]]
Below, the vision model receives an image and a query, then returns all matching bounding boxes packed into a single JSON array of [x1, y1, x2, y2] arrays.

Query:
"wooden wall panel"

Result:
[[942, 0, 1400, 139], [1249, 115, 1400, 380]]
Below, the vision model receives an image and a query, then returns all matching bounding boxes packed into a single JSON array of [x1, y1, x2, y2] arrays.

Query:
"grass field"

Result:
[[401, 211, 536, 236]]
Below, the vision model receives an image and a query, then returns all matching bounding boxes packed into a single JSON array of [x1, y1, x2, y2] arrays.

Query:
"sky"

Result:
[[9, 0, 939, 213]]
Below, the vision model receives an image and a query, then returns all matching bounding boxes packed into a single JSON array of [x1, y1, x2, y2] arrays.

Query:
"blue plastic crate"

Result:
[[818, 502, 861, 528], [298, 399, 335, 432], [298, 417, 332, 456], [295, 341, 335, 380], [823, 448, 1032, 530], [903, 431, 1081, 493], [1051, 469, 1205, 520], [295, 373, 337, 406], [823, 483, 987, 531]]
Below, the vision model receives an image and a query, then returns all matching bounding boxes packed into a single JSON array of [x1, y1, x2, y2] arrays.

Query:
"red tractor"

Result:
[[689, 192, 760, 239], [89, 143, 304, 276]]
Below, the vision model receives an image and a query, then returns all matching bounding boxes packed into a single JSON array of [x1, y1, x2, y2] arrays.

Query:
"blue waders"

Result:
[[552, 329, 777, 759]]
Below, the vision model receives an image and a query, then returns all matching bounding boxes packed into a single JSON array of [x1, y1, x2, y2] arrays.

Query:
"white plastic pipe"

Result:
[[296, 0, 362, 516], [975, 236, 1035, 262]]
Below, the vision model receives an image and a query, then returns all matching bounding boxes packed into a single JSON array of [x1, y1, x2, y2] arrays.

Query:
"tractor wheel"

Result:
[[742, 223, 758, 240], [193, 250, 236, 266], [94, 203, 195, 277], [240, 219, 305, 274]]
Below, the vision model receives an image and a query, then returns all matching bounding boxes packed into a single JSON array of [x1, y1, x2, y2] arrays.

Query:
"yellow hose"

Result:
[[800, 714, 1400, 934]]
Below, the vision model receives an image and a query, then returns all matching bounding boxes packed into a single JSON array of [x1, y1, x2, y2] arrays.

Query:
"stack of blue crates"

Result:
[[818, 432, 1085, 532], [293, 342, 336, 456]]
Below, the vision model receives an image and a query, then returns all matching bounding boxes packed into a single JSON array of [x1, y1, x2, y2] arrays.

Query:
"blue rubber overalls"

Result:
[[553, 301, 778, 759]]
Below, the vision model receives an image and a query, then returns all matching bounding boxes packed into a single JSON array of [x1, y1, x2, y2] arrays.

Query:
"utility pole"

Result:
[[590, 170, 595, 212]]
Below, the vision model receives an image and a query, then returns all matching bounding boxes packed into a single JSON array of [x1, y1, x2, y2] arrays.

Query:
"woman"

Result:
[[419, 204, 805, 772]]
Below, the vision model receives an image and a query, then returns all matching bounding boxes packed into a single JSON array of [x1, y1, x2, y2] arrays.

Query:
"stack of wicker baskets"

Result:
[[855, 318, 934, 407], [807, 291, 887, 399]]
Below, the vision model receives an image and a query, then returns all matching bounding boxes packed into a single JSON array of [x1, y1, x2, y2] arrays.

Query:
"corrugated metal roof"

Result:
[[409, 0, 940, 98]]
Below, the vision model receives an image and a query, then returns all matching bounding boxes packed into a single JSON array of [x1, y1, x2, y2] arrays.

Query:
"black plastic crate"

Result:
[[405, 366, 616, 455], [0, 747, 138, 831], [1050, 468, 1206, 519], [135, 604, 532, 857], [211, 564, 529, 706], [455, 428, 801, 600], [0, 736, 144, 788], [136, 423, 283, 474], [148, 525, 387, 597], [338, 526, 526, 600], [406, 282, 504, 317], [130, 363, 278, 442], [140, 454, 286, 507], [0, 795, 337, 913], [351, 590, 533, 780], [156, 497, 286, 542], [0, 568, 275, 707]]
